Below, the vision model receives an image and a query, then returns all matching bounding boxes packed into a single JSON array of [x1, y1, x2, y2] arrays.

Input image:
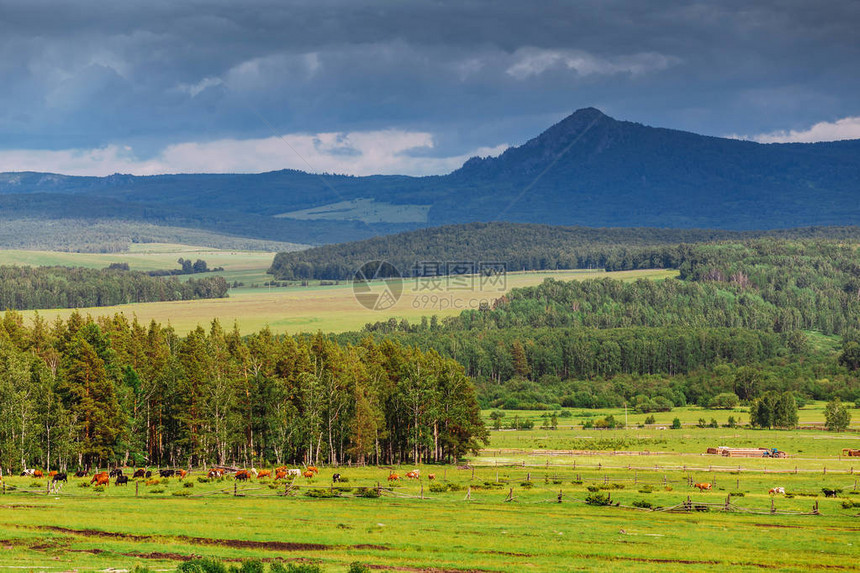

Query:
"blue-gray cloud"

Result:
[[0, 0, 858, 173]]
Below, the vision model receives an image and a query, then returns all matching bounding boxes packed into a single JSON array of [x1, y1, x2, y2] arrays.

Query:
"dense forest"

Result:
[[0, 266, 229, 310], [0, 312, 486, 473], [268, 223, 860, 280], [349, 239, 860, 409]]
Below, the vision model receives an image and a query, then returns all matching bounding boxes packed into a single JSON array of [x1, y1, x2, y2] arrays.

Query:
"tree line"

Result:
[[268, 222, 860, 281], [0, 265, 229, 310], [0, 311, 487, 473]]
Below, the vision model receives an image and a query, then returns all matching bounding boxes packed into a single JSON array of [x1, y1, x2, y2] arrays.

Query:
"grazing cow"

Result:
[[428, 474, 436, 481], [20, 469, 35, 477], [302, 470, 314, 479], [257, 470, 271, 479], [52, 473, 67, 483], [145, 470, 152, 478], [159, 469, 175, 478], [235, 470, 251, 481], [769, 487, 786, 495], [33, 470, 44, 478], [388, 473, 400, 482], [332, 473, 341, 483], [133, 469, 146, 479], [109, 468, 123, 478], [287, 468, 301, 477], [75, 470, 88, 478], [693, 482, 712, 491], [307, 466, 319, 474], [115, 475, 129, 486], [274, 470, 288, 481], [406, 470, 420, 480], [91, 472, 110, 486], [177, 469, 187, 479], [48, 471, 58, 478], [208, 468, 224, 479]]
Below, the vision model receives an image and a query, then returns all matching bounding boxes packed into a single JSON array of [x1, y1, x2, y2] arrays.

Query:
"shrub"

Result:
[[671, 418, 682, 429], [337, 476, 349, 483], [708, 392, 740, 410], [841, 500, 860, 509], [355, 487, 381, 498], [429, 483, 447, 493], [598, 483, 625, 490], [233, 560, 264, 573], [29, 481, 42, 488], [585, 492, 611, 506], [305, 488, 338, 498], [730, 492, 745, 497], [632, 499, 653, 509], [147, 488, 165, 494], [347, 563, 371, 573], [178, 558, 228, 573], [709, 418, 719, 428], [145, 479, 160, 486], [582, 420, 594, 429], [644, 415, 656, 425], [78, 481, 91, 488], [697, 418, 708, 428], [196, 477, 210, 484], [520, 481, 534, 488], [172, 489, 192, 496], [638, 485, 654, 494], [586, 486, 599, 492], [725, 416, 738, 428], [93, 485, 105, 493], [183, 481, 194, 488]]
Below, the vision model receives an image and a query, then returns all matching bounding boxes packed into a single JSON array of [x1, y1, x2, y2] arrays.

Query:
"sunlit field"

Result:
[[0, 428, 857, 573], [3, 244, 677, 334]]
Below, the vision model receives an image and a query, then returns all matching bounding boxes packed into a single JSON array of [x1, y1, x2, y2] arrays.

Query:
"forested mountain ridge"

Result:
[[268, 222, 860, 280], [2, 108, 860, 246]]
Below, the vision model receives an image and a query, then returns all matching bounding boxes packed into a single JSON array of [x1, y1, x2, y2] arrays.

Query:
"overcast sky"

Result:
[[1, 0, 858, 176]]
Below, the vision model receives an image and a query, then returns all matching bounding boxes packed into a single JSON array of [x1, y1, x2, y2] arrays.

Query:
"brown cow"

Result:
[[91, 472, 110, 486], [33, 470, 44, 478], [48, 471, 58, 478], [406, 470, 420, 480], [257, 470, 271, 479], [133, 468, 147, 479], [235, 470, 251, 481], [302, 470, 315, 479], [274, 470, 288, 481], [177, 469, 187, 479], [693, 482, 711, 491], [208, 468, 224, 479], [428, 473, 436, 481], [307, 466, 319, 474], [387, 473, 400, 482]]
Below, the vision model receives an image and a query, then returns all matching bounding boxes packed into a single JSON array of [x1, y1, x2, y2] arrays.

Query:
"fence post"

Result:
[[558, 490, 562, 503], [234, 482, 237, 497], [136, 481, 139, 497], [471, 467, 475, 480], [464, 486, 471, 501], [823, 466, 826, 475], [771, 498, 776, 514], [421, 484, 423, 499], [527, 472, 530, 482]]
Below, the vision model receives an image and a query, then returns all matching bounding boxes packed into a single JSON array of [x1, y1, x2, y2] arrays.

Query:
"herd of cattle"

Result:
[[16, 466, 332, 486], [14, 469, 789, 495]]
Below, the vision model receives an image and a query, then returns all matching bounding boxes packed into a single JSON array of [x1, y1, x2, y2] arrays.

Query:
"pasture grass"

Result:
[[0, 454, 857, 572]]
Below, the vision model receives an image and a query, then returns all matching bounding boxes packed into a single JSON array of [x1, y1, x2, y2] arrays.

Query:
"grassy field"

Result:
[[5, 250, 676, 334], [0, 429, 858, 573]]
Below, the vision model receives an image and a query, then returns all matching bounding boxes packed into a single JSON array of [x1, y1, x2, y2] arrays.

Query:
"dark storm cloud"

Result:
[[0, 0, 857, 172]]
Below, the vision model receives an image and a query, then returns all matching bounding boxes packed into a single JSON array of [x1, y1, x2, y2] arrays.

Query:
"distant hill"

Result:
[[2, 108, 859, 246], [267, 222, 860, 280]]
